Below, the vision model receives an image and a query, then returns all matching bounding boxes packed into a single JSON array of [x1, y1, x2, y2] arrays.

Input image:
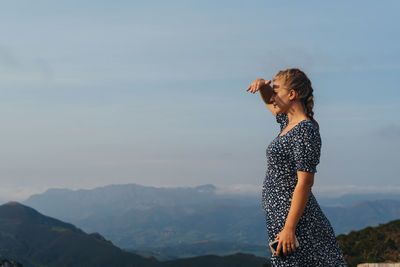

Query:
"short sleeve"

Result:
[[276, 113, 289, 132], [293, 122, 322, 173]]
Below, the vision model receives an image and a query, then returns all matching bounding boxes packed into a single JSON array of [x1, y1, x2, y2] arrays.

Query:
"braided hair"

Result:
[[274, 68, 319, 129]]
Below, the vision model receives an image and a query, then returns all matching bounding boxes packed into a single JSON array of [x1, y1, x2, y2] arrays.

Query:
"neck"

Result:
[[285, 101, 309, 124]]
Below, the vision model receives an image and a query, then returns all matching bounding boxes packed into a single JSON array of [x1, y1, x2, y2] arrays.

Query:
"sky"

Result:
[[0, 0, 399, 200]]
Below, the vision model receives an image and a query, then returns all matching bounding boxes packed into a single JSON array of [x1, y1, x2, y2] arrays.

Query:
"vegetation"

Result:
[[0, 202, 268, 267], [24, 184, 400, 250], [0, 202, 159, 267], [0, 259, 23, 267], [337, 219, 400, 267], [130, 241, 269, 261], [163, 253, 269, 267], [3, 199, 399, 267]]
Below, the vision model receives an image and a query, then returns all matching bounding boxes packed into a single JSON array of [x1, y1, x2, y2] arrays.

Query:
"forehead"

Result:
[[272, 77, 285, 87]]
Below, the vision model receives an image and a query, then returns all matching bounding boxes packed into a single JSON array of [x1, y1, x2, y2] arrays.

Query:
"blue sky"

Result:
[[0, 0, 399, 200]]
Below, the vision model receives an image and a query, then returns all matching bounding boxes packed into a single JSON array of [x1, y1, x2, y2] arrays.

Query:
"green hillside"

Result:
[[0, 202, 159, 267], [337, 219, 400, 267], [0, 202, 269, 267], [165, 253, 270, 267]]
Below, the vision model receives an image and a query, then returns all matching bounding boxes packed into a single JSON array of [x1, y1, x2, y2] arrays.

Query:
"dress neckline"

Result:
[[277, 119, 311, 138]]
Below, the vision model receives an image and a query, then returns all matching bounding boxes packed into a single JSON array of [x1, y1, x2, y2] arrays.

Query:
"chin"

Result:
[[274, 107, 284, 113]]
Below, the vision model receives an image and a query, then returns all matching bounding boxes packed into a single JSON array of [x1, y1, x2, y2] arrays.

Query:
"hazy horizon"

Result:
[[1, 1, 399, 201], [2, 182, 400, 203]]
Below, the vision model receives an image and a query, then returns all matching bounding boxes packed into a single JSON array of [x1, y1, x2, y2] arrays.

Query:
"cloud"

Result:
[[374, 124, 400, 139], [0, 46, 54, 86], [0, 186, 50, 203], [0, 46, 21, 69], [215, 184, 261, 195]]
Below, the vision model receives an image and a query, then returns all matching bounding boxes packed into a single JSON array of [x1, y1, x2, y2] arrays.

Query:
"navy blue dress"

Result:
[[262, 113, 347, 266]]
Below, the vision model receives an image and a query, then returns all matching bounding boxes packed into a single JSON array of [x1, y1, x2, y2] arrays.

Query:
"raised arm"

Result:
[[246, 78, 277, 117]]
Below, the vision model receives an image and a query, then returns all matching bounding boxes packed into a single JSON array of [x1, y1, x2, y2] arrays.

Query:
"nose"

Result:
[[270, 94, 275, 103]]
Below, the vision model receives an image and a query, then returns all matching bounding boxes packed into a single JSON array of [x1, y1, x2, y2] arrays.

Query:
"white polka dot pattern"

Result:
[[262, 113, 348, 266]]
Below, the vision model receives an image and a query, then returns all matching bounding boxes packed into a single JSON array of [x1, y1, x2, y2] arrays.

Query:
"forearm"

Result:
[[259, 84, 273, 105], [284, 183, 312, 231]]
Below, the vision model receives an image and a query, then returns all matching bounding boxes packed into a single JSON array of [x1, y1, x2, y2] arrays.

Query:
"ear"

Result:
[[289, 89, 297, 101]]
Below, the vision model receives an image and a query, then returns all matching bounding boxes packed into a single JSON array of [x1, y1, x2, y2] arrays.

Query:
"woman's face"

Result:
[[270, 77, 294, 114]]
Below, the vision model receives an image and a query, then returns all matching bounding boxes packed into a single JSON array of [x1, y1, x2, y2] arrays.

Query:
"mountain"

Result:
[[317, 193, 400, 207], [0, 259, 23, 267], [337, 219, 400, 267], [0, 202, 159, 267], [23, 184, 400, 250], [24, 184, 221, 220], [24, 184, 266, 249], [0, 202, 270, 267], [323, 199, 400, 234], [163, 253, 269, 267], [130, 241, 269, 261]]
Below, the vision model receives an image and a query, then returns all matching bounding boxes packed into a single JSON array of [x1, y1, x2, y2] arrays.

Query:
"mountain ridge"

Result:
[[22, 183, 400, 250], [0, 202, 271, 267], [0, 201, 159, 267]]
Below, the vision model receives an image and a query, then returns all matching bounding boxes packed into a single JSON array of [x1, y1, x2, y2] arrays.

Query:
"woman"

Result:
[[246, 68, 347, 266]]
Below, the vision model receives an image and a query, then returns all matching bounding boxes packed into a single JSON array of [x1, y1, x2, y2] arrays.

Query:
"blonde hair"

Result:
[[274, 68, 319, 129]]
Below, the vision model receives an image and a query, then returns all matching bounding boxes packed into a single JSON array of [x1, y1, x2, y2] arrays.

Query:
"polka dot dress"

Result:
[[262, 113, 347, 267]]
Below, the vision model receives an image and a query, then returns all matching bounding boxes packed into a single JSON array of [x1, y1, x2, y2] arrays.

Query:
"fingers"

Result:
[[277, 241, 289, 257], [286, 243, 293, 255], [273, 230, 297, 257], [282, 242, 287, 256], [246, 84, 254, 93], [291, 242, 296, 252], [246, 85, 259, 94], [276, 241, 289, 257], [246, 79, 269, 94], [276, 240, 296, 257], [283, 243, 296, 257], [276, 240, 282, 257]]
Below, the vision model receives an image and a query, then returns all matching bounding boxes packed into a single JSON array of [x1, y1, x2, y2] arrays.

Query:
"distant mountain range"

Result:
[[317, 192, 400, 207], [23, 184, 267, 249], [1, 200, 399, 267], [22, 184, 400, 255], [0, 202, 269, 267], [129, 241, 269, 261], [324, 199, 400, 235]]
